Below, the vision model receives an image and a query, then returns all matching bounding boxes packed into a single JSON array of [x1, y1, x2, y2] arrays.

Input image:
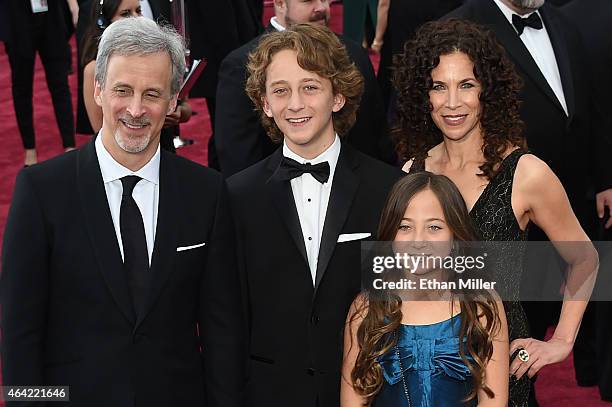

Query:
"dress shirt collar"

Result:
[[282, 134, 341, 183], [270, 16, 286, 32], [95, 131, 160, 186], [493, 0, 542, 32]]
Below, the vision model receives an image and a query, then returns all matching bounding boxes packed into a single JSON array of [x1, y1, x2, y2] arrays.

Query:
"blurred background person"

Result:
[[342, 0, 377, 47], [376, 0, 464, 111], [187, 0, 262, 169], [370, 0, 388, 53], [5, 0, 79, 166], [561, 0, 612, 401]]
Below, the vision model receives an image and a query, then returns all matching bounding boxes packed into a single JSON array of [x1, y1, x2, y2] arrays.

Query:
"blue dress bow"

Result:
[[373, 314, 477, 407]]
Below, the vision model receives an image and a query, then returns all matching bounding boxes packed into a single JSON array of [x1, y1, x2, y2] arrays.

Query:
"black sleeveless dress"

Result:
[[410, 149, 531, 406]]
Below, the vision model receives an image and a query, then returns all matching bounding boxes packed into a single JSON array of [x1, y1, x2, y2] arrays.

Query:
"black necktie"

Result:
[[512, 12, 543, 35], [278, 156, 331, 183], [120, 175, 149, 317]]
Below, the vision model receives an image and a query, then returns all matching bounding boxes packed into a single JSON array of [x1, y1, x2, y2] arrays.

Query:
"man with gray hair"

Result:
[[1, 17, 246, 407]]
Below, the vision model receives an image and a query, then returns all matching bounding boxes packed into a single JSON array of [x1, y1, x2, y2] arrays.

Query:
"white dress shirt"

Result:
[[270, 16, 286, 32], [283, 135, 341, 283], [95, 134, 160, 265], [139, 0, 154, 21], [494, 0, 568, 116]]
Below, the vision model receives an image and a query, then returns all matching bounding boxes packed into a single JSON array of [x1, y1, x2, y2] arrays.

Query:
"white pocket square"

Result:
[[176, 242, 206, 252], [337, 233, 371, 243]]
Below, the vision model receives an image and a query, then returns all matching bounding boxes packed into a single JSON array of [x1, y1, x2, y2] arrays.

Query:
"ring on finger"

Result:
[[518, 348, 530, 363]]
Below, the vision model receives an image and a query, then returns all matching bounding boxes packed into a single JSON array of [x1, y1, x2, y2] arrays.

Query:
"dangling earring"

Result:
[[97, 0, 109, 30]]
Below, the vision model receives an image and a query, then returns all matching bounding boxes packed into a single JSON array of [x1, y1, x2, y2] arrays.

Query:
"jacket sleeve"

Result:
[[1, 170, 49, 406], [215, 49, 273, 177], [198, 177, 247, 407]]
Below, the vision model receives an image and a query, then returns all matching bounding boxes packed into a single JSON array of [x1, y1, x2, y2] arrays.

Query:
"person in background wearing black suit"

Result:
[[376, 0, 463, 112], [6, 0, 79, 166], [187, 0, 262, 169], [561, 0, 612, 399], [1, 17, 246, 407], [227, 24, 402, 407], [447, 1, 612, 404], [216, 0, 393, 178]]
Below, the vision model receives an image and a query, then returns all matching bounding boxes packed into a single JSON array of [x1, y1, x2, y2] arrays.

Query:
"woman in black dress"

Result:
[[392, 19, 597, 406]]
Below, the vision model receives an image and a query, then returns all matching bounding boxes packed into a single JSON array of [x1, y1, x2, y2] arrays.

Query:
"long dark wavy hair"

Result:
[[80, 0, 126, 67], [392, 19, 526, 180], [350, 172, 501, 404]]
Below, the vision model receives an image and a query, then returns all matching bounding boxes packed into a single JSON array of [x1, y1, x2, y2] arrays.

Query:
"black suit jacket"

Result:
[[448, 0, 612, 223], [227, 144, 402, 407], [1, 140, 246, 407], [377, 0, 464, 110], [562, 0, 612, 139], [216, 25, 395, 178], [187, 0, 261, 99]]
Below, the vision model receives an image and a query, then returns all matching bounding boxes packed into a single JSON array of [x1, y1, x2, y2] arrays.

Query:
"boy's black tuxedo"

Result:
[[227, 143, 402, 407]]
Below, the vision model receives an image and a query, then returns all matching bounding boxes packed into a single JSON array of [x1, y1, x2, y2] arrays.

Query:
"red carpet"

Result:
[[0, 3, 607, 405]]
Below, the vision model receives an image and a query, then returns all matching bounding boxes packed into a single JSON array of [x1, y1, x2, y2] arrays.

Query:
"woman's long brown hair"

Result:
[[350, 172, 501, 405]]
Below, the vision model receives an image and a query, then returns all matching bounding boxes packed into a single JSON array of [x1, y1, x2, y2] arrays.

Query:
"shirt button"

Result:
[[307, 198, 312, 202], [308, 237, 312, 241]]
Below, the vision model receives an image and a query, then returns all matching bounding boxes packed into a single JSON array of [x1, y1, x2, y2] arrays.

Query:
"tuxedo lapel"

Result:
[[314, 144, 360, 294], [265, 150, 309, 267], [136, 150, 179, 329], [77, 140, 135, 325], [540, 5, 575, 118], [477, 0, 565, 113]]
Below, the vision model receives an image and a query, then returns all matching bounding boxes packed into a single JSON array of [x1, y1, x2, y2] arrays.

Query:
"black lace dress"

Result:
[[410, 149, 531, 406]]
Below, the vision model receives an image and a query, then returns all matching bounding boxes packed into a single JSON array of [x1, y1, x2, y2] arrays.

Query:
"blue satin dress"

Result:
[[373, 314, 476, 407]]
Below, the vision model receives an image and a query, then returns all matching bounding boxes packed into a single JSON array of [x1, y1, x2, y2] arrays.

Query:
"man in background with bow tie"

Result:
[[447, 0, 612, 405], [226, 24, 402, 407]]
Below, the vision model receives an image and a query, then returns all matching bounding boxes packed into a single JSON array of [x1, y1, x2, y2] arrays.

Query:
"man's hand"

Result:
[[596, 188, 612, 229]]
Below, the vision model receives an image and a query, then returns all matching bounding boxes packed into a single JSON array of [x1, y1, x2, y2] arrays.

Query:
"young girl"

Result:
[[341, 172, 509, 406]]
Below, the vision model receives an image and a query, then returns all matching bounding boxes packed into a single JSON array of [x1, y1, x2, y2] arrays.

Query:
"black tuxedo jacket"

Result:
[[215, 25, 395, 178], [227, 144, 403, 407], [448, 0, 612, 222], [1, 140, 246, 407], [377, 0, 464, 110], [562, 0, 612, 139], [187, 0, 261, 99]]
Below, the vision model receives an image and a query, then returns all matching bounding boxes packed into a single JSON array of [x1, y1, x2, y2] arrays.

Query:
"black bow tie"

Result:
[[512, 12, 543, 35], [278, 156, 330, 184]]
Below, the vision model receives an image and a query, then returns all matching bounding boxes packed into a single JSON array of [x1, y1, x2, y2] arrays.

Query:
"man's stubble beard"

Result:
[[509, 0, 545, 12], [114, 127, 152, 154]]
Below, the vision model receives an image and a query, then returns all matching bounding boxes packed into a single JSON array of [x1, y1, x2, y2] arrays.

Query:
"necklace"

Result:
[[394, 343, 412, 407]]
